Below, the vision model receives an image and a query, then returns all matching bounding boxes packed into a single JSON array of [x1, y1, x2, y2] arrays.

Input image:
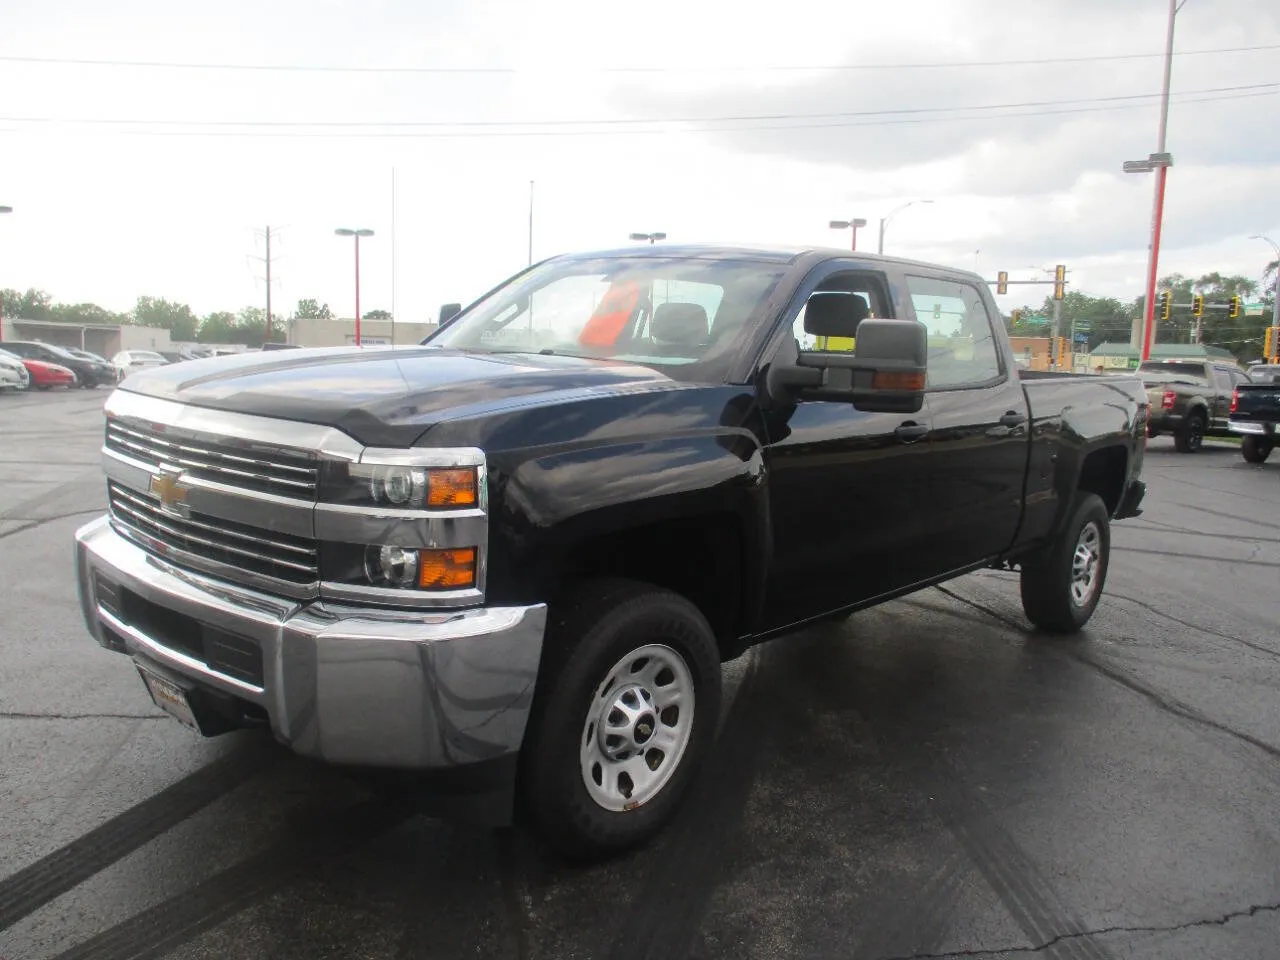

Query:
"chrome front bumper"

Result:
[[74, 515, 546, 771]]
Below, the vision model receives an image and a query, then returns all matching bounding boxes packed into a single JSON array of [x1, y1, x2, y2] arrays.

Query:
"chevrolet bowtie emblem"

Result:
[[150, 470, 189, 512]]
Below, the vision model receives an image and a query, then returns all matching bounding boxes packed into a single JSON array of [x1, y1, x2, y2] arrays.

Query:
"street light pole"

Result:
[[335, 227, 375, 346], [1252, 235, 1280, 335], [877, 199, 933, 254], [1137, 0, 1179, 362], [629, 232, 667, 245], [829, 218, 868, 252]]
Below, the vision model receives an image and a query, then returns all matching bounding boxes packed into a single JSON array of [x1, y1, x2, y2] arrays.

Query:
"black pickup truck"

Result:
[[1229, 364, 1280, 462], [74, 244, 1147, 859]]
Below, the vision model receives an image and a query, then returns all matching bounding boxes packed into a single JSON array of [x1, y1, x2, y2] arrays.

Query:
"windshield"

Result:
[[423, 256, 787, 382], [1248, 365, 1280, 382], [1138, 361, 1208, 386]]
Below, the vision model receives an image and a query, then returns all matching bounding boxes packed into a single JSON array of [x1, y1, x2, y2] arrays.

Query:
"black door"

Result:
[[756, 267, 938, 631], [901, 272, 1028, 573], [759, 400, 936, 630]]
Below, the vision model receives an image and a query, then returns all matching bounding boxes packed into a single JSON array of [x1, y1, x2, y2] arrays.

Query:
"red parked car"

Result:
[[23, 358, 78, 390]]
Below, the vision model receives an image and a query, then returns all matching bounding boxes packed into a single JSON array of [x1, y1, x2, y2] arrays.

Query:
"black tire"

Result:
[[519, 578, 722, 862], [1020, 493, 1110, 634], [1174, 411, 1206, 453], [35, 384, 50, 391], [1241, 436, 1273, 464]]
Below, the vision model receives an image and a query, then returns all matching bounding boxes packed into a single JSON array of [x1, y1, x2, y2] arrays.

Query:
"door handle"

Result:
[[998, 411, 1028, 428], [895, 422, 930, 441]]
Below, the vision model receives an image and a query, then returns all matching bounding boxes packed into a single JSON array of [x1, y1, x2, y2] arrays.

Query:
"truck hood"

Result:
[[116, 345, 678, 446]]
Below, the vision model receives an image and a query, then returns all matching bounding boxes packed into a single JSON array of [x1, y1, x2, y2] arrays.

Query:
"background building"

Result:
[[285, 317, 440, 347], [1, 317, 173, 357]]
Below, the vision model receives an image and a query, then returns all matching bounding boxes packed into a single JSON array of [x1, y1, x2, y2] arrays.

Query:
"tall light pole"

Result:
[[629, 232, 667, 245], [1252, 234, 1280, 336], [877, 200, 933, 254], [1125, 0, 1180, 361], [335, 228, 374, 346], [829, 218, 868, 252], [0, 205, 11, 343]]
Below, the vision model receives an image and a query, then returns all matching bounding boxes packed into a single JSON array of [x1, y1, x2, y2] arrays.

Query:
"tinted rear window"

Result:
[[1139, 362, 1208, 386]]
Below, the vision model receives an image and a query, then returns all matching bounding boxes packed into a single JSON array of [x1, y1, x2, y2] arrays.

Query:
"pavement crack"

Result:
[[1105, 592, 1280, 662], [0, 509, 104, 541], [875, 901, 1280, 959], [1067, 651, 1280, 764], [0, 711, 164, 720], [931, 585, 1030, 633]]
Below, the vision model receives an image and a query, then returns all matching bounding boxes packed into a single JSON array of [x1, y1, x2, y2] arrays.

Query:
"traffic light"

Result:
[[1228, 295, 1241, 319], [997, 271, 1008, 295], [1011, 308, 1022, 325], [1265, 326, 1280, 361], [1191, 294, 1204, 318], [1053, 264, 1066, 301], [1158, 291, 1171, 322]]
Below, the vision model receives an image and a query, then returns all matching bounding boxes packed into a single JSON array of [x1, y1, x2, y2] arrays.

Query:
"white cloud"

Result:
[[0, 0, 1278, 329]]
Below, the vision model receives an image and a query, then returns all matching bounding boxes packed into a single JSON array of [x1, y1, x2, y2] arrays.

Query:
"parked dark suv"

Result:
[[1, 340, 117, 389]]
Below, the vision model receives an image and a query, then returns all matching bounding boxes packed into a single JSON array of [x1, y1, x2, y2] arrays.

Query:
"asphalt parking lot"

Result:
[[2, 386, 1279, 960]]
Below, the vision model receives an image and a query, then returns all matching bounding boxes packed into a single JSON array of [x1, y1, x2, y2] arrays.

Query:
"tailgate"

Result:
[[1232, 385, 1280, 420]]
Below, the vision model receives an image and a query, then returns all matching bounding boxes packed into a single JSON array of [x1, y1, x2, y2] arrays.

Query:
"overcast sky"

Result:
[[2, 0, 1278, 326]]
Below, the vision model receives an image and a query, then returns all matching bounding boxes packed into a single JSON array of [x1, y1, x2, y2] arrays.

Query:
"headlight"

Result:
[[320, 451, 481, 510]]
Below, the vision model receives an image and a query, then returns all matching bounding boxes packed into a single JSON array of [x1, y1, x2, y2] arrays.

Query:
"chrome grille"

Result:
[[108, 481, 319, 585], [105, 419, 319, 500]]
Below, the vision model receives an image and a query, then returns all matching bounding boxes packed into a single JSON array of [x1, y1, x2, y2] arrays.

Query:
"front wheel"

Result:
[[1241, 435, 1274, 463], [519, 579, 721, 861], [1020, 493, 1111, 634], [1174, 411, 1206, 453]]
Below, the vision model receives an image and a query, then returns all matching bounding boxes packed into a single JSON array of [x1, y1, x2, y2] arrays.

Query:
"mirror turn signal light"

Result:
[[418, 547, 477, 589], [872, 371, 926, 390]]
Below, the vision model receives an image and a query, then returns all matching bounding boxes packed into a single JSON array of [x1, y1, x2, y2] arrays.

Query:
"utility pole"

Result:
[[391, 167, 397, 345], [251, 226, 283, 346]]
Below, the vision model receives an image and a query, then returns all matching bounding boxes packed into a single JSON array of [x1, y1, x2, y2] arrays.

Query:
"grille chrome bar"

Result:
[[105, 420, 319, 499], [108, 481, 319, 584]]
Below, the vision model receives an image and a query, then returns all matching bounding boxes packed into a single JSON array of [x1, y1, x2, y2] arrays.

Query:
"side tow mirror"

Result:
[[438, 302, 462, 325], [767, 319, 929, 414]]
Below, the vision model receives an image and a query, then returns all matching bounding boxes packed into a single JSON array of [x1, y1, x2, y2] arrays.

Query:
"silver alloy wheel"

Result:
[[1070, 520, 1103, 607], [580, 643, 695, 813]]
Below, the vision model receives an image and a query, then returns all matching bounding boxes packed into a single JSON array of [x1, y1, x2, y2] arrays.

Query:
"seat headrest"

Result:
[[651, 302, 709, 345], [804, 293, 870, 339]]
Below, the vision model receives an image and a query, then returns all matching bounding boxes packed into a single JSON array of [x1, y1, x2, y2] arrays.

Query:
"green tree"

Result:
[[50, 302, 128, 325], [363, 309, 391, 320], [134, 296, 199, 341], [0, 288, 54, 321], [197, 311, 238, 343], [294, 298, 332, 320]]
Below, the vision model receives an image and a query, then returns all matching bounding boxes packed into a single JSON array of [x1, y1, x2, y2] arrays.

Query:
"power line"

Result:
[[1, 43, 1277, 75], [3, 82, 1275, 132], [2, 86, 1274, 140]]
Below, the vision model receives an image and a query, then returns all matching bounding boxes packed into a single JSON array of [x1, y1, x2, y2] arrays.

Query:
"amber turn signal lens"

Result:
[[418, 547, 477, 589], [872, 371, 926, 390], [427, 468, 478, 508]]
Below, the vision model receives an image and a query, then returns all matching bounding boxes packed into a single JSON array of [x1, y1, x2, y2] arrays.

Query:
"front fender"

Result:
[[489, 429, 769, 605]]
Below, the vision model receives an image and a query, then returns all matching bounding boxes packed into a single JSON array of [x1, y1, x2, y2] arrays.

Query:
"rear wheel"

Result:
[[1174, 411, 1206, 453], [1241, 436, 1274, 463], [519, 578, 721, 862], [1020, 493, 1110, 634]]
